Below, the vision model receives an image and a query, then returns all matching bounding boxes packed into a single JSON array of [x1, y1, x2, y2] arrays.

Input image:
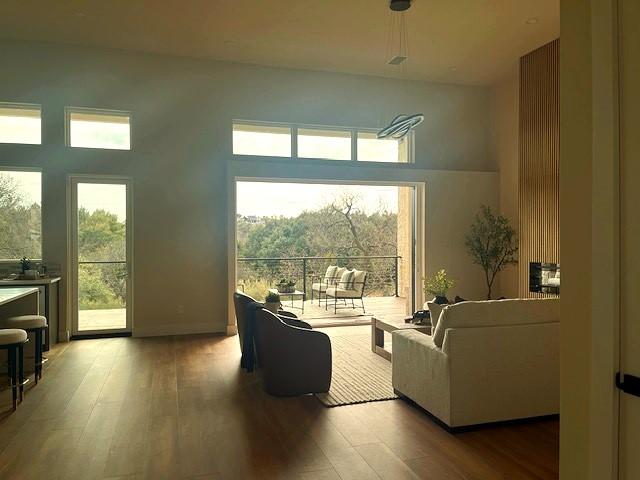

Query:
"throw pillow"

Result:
[[427, 302, 447, 329], [339, 269, 356, 290], [323, 265, 338, 283]]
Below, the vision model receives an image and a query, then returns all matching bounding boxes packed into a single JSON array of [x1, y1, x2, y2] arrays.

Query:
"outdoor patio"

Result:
[[77, 296, 407, 331], [283, 295, 407, 326]]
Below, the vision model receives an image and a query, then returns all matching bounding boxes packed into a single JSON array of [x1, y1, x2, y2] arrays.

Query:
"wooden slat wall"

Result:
[[518, 40, 560, 298]]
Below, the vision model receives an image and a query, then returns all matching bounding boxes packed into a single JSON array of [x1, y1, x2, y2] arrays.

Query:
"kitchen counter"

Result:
[[0, 276, 61, 286], [0, 278, 61, 348], [0, 287, 40, 306]]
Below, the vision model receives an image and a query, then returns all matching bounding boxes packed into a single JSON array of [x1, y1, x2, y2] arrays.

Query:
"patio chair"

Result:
[[325, 269, 368, 314], [310, 265, 346, 305]]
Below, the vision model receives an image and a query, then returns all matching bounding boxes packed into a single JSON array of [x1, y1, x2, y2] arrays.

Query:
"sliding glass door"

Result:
[[70, 177, 132, 335]]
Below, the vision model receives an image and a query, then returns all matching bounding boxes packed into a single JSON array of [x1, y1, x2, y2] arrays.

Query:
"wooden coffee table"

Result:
[[371, 313, 431, 361]]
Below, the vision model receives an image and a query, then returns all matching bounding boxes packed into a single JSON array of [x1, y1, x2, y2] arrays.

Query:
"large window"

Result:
[[67, 108, 131, 150], [232, 121, 412, 163], [0, 104, 41, 145], [0, 169, 42, 261]]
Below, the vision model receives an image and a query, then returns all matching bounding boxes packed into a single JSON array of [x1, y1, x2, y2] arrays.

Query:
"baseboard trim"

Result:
[[133, 323, 226, 337], [226, 324, 238, 336], [72, 332, 132, 340]]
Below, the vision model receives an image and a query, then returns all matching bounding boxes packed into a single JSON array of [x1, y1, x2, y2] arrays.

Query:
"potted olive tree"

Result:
[[423, 269, 455, 305], [465, 205, 518, 299], [264, 291, 281, 314]]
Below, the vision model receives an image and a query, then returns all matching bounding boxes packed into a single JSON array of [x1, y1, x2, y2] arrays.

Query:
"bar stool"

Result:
[[0, 316, 47, 383], [0, 329, 28, 411]]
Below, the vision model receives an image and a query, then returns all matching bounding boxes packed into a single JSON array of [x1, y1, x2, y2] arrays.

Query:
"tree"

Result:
[[0, 173, 41, 260], [465, 205, 518, 299]]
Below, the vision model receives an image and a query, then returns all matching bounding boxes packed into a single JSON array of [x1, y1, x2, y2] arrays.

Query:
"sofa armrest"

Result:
[[392, 330, 451, 424]]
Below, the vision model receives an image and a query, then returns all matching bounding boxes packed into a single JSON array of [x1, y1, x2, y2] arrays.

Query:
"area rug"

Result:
[[314, 333, 398, 407]]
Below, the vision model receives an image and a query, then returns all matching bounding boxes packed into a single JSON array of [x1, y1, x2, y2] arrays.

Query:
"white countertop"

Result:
[[0, 287, 40, 306], [0, 276, 61, 286]]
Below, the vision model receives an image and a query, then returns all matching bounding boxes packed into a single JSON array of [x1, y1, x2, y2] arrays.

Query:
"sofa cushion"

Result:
[[426, 302, 447, 329], [326, 287, 361, 298], [432, 298, 560, 348]]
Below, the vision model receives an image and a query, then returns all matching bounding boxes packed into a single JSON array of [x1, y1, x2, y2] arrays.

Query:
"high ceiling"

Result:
[[1, 0, 559, 85]]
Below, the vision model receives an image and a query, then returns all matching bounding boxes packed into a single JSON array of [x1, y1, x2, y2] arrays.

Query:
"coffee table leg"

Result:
[[371, 321, 384, 352]]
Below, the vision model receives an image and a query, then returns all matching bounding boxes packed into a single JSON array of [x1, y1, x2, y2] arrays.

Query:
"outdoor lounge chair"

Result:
[[325, 269, 367, 314], [310, 265, 345, 305]]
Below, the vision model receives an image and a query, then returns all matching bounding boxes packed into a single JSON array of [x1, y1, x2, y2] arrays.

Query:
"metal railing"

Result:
[[237, 255, 401, 298]]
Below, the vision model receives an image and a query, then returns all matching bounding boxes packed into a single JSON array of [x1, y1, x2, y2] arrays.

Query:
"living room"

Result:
[[0, 1, 637, 479]]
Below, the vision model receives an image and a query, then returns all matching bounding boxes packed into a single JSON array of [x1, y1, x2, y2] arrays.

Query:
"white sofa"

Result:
[[392, 298, 560, 429]]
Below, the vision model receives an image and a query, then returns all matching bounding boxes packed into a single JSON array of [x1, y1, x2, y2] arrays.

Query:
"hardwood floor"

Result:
[[0, 326, 559, 479]]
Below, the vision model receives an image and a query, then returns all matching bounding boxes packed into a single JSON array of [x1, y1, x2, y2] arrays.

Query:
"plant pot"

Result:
[[24, 269, 39, 280], [433, 296, 449, 305], [264, 302, 280, 314]]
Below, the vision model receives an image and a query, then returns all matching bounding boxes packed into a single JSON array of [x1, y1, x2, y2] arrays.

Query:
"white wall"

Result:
[[491, 64, 520, 299], [0, 39, 497, 337]]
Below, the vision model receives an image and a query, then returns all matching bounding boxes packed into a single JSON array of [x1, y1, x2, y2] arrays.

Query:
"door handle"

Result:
[[616, 372, 640, 398]]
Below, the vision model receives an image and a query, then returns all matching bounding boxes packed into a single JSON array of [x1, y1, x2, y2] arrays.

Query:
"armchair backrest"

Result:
[[354, 270, 367, 295], [233, 291, 257, 353]]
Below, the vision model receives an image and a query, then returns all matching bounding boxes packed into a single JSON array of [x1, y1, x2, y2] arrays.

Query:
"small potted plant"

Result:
[[276, 278, 296, 293], [264, 291, 281, 314], [19, 257, 38, 279], [424, 269, 455, 305], [19, 257, 31, 274]]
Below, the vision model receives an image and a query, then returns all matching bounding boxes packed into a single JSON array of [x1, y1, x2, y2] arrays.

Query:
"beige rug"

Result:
[[315, 334, 398, 407]]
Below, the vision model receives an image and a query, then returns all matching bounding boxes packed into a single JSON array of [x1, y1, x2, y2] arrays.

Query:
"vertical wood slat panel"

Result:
[[518, 40, 560, 298]]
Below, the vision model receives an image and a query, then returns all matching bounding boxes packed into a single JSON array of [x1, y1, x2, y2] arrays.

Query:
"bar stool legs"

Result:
[[0, 330, 28, 412], [8, 345, 17, 410], [18, 342, 25, 402], [34, 328, 42, 383]]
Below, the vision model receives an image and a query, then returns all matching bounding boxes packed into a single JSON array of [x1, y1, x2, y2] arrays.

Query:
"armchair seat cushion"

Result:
[[311, 282, 330, 292], [326, 287, 361, 298]]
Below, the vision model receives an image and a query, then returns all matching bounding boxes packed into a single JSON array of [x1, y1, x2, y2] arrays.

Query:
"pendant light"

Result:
[[377, 0, 424, 140]]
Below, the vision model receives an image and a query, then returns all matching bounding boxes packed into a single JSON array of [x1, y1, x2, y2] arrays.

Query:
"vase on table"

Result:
[[433, 296, 449, 305]]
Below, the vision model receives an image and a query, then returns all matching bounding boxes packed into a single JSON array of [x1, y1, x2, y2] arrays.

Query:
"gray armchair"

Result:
[[254, 308, 332, 396], [233, 291, 311, 356]]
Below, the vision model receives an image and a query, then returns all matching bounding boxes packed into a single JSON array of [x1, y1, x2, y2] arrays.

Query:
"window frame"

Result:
[[0, 102, 42, 145], [65, 106, 132, 151], [0, 166, 44, 264], [232, 120, 414, 164]]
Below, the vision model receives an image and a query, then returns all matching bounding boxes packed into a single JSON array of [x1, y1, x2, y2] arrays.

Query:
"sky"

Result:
[[236, 181, 399, 217], [4, 173, 398, 223], [1, 171, 127, 221], [1, 170, 41, 205]]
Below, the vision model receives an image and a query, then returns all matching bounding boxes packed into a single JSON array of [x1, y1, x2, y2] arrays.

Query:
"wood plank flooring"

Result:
[[0, 326, 559, 479]]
